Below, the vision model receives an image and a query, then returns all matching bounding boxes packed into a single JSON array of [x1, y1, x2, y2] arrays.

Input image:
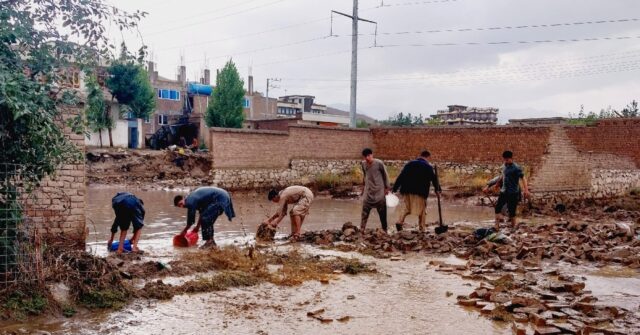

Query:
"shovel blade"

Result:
[[435, 225, 449, 235]]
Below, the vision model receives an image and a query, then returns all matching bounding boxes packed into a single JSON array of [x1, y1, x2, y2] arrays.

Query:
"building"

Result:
[[432, 105, 499, 126], [243, 75, 278, 120], [144, 62, 188, 140]]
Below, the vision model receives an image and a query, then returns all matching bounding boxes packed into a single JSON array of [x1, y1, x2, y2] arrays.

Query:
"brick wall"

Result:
[[24, 108, 86, 247], [564, 118, 640, 167], [209, 125, 372, 169], [246, 118, 295, 131], [372, 126, 552, 167]]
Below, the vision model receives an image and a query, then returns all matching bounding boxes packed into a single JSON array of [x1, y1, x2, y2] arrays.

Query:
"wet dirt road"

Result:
[[46, 248, 513, 335]]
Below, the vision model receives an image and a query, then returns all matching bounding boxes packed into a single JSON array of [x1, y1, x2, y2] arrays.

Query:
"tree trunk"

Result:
[[108, 99, 114, 147], [98, 129, 103, 148]]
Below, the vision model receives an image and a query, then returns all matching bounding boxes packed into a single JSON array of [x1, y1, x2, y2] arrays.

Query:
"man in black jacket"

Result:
[[393, 150, 441, 232]]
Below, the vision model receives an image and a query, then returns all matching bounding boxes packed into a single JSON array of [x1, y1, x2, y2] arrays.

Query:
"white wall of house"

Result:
[[85, 103, 143, 148]]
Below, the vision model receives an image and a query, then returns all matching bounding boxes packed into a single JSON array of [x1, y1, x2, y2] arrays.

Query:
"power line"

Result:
[[159, 0, 263, 26], [335, 17, 640, 37], [184, 35, 336, 64], [274, 49, 640, 83], [377, 0, 459, 7], [145, 0, 290, 36], [156, 17, 329, 52], [374, 34, 640, 47]]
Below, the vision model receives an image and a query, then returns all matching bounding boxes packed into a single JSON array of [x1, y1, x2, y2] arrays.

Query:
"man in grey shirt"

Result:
[[360, 148, 391, 232], [174, 187, 236, 249]]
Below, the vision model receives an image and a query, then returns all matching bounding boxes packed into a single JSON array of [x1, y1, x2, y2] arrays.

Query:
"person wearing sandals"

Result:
[[264, 186, 314, 241], [174, 186, 236, 249], [108, 192, 145, 254]]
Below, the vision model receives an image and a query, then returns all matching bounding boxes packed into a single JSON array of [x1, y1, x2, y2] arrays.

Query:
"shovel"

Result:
[[434, 165, 449, 234]]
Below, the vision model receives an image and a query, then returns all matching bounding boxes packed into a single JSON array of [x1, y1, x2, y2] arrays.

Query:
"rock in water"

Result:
[[256, 223, 276, 242]]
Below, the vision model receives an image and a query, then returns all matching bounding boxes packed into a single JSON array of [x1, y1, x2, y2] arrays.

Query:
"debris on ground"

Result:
[[256, 223, 277, 242]]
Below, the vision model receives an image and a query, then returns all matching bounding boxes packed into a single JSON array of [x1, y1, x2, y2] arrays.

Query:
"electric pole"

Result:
[[266, 78, 280, 117], [331, 1, 377, 128]]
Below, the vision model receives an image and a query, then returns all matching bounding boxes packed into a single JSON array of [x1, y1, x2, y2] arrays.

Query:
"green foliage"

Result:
[[106, 61, 155, 119], [425, 117, 444, 126], [62, 305, 77, 318], [3, 290, 48, 319], [206, 60, 245, 128], [80, 289, 128, 309], [379, 112, 425, 127], [569, 101, 639, 125], [1, 0, 143, 274], [85, 73, 113, 139], [356, 119, 370, 128]]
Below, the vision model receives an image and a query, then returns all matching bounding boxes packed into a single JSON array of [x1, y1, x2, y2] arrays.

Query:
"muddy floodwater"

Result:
[[2, 186, 638, 335], [85, 185, 496, 255]]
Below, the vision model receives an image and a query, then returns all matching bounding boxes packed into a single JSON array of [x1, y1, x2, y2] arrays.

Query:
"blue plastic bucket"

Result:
[[110, 239, 132, 252]]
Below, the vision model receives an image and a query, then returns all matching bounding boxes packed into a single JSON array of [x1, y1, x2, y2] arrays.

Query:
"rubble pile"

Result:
[[450, 267, 640, 334], [301, 221, 640, 267], [299, 221, 640, 334]]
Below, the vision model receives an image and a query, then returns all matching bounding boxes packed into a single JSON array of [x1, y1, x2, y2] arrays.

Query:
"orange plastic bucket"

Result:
[[173, 231, 199, 247]]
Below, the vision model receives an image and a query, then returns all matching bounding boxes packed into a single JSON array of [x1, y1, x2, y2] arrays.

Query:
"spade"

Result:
[[434, 165, 449, 234]]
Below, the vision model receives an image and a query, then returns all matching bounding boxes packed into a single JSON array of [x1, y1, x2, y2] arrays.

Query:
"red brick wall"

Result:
[[246, 119, 294, 131], [209, 125, 372, 169], [564, 118, 640, 167], [371, 126, 552, 167]]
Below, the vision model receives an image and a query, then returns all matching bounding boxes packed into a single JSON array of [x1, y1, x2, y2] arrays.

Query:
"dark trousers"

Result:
[[200, 204, 223, 241], [361, 199, 388, 231], [495, 192, 520, 218]]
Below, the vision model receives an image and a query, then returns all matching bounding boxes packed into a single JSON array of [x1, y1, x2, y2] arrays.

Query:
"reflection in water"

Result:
[[86, 186, 496, 255]]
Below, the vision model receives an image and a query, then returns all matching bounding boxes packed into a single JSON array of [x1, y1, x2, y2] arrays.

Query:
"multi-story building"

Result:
[[432, 105, 499, 126]]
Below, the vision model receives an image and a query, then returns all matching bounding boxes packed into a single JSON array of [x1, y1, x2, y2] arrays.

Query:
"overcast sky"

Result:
[[109, 0, 640, 123]]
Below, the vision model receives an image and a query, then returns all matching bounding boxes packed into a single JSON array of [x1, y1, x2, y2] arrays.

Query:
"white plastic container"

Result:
[[386, 193, 400, 208]]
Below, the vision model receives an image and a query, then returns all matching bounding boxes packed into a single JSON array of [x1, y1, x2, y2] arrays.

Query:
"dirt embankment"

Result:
[[86, 149, 212, 187]]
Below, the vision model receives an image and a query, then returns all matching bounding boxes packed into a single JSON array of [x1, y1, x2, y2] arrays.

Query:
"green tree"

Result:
[[0, 0, 143, 274], [379, 112, 425, 127], [85, 74, 113, 148], [206, 60, 245, 128], [106, 51, 155, 146], [356, 119, 370, 128]]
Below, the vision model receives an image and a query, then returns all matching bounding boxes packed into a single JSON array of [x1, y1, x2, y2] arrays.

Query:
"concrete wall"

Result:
[[25, 108, 86, 246], [85, 104, 144, 149]]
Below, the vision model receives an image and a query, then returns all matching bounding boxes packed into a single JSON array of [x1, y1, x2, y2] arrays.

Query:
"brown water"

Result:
[[86, 185, 496, 255], [24, 248, 513, 335], [4, 186, 638, 335]]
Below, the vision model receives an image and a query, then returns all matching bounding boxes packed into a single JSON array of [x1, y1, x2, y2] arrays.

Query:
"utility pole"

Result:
[[332, 1, 377, 128], [266, 78, 280, 117]]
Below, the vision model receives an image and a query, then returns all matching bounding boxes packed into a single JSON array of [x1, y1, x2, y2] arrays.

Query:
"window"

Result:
[[157, 89, 180, 101], [144, 115, 151, 124], [243, 98, 250, 108], [158, 114, 168, 125]]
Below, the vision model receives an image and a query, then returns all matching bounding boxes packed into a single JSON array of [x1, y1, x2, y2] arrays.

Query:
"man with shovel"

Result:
[[483, 150, 530, 230], [174, 186, 236, 249], [393, 150, 442, 232]]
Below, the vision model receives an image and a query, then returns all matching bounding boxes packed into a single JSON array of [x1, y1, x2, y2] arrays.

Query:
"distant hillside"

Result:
[[326, 106, 377, 124]]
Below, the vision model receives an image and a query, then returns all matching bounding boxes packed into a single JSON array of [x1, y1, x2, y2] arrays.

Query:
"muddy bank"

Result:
[[86, 149, 211, 187]]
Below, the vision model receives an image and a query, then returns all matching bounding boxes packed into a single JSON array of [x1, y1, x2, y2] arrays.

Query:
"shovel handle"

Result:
[[435, 165, 444, 227]]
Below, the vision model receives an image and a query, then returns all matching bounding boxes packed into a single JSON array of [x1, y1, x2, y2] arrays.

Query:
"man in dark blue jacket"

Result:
[[392, 150, 441, 232], [108, 192, 145, 254], [174, 186, 235, 249]]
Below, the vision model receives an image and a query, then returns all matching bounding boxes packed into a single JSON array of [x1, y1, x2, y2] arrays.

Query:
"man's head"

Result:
[[173, 195, 186, 208], [420, 150, 431, 159], [502, 150, 514, 164], [362, 148, 374, 163], [268, 189, 280, 203]]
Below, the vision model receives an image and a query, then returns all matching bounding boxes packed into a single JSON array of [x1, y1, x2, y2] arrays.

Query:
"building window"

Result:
[[158, 114, 168, 125], [243, 98, 250, 108], [158, 89, 180, 101], [144, 115, 151, 124]]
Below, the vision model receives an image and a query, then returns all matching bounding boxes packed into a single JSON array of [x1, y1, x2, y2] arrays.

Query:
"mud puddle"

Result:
[[85, 185, 495, 256]]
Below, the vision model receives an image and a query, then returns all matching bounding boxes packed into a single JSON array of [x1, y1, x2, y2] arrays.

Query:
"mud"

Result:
[[86, 149, 211, 187]]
